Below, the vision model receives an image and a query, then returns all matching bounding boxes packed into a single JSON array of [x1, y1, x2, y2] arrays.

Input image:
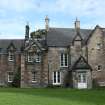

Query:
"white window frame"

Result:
[[96, 43, 102, 50], [60, 53, 68, 67], [28, 52, 33, 62], [8, 72, 13, 82], [78, 73, 87, 83], [8, 52, 14, 61], [35, 54, 41, 63], [52, 71, 61, 85], [32, 72, 37, 82]]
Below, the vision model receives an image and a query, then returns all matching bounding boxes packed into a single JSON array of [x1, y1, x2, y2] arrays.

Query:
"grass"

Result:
[[0, 88, 105, 105]]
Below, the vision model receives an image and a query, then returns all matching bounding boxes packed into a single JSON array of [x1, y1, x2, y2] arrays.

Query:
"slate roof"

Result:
[[0, 39, 24, 53], [0, 27, 93, 52], [47, 28, 92, 47]]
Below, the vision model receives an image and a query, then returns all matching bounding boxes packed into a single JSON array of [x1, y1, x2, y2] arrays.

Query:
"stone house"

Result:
[[0, 16, 105, 89]]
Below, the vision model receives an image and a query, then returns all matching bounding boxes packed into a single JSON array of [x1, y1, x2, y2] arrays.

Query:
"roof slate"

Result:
[[47, 28, 92, 47], [0, 39, 24, 53], [0, 27, 93, 51], [72, 56, 92, 70]]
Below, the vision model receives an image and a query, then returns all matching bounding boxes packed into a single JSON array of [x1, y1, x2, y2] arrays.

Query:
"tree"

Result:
[[12, 66, 21, 87]]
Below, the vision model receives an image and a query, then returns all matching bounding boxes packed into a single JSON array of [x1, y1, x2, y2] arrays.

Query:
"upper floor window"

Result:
[[28, 52, 33, 62], [97, 65, 102, 71], [35, 54, 41, 63], [96, 43, 102, 50], [60, 53, 68, 67], [8, 52, 14, 61]]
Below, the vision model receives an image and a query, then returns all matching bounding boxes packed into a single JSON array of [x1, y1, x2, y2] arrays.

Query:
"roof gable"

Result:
[[7, 42, 16, 51], [86, 25, 102, 44], [25, 41, 44, 53], [72, 56, 92, 70]]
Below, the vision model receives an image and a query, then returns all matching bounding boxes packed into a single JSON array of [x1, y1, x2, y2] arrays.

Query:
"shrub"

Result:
[[12, 66, 21, 87]]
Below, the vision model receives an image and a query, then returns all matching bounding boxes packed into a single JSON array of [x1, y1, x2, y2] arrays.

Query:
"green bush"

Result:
[[12, 67, 21, 87]]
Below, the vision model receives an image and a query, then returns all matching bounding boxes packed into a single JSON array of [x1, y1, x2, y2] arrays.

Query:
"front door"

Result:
[[77, 72, 87, 89]]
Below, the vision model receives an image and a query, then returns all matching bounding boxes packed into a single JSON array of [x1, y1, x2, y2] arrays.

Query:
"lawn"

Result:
[[0, 88, 105, 105]]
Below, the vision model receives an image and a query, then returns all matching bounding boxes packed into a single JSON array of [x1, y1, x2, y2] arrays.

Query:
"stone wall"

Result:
[[0, 52, 21, 86], [48, 47, 69, 86], [88, 26, 105, 86]]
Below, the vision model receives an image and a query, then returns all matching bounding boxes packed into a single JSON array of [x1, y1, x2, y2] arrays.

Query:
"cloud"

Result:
[[53, 0, 105, 17], [0, 0, 36, 12], [0, 0, 105, 38], [0, 18, 25, 39]]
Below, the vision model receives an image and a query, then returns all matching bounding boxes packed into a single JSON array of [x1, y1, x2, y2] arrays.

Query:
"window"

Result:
[[8, 52, 14, 61], [35, 54, 41, 62], [8, 72, 13, 82], [96, 43, 101, 50], [78, 73, 86, 83], [97, 65, 102, 71], [52, 71, 61, 85], [32, 72, 36, 82], [28, 52, 33, 62], [60, 53, 68, 67]]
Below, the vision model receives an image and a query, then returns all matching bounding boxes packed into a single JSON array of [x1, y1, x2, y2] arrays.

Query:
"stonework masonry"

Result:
[[0, 19, 105, 89]]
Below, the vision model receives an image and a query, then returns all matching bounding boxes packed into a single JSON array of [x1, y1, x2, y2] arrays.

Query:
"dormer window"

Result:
[[8, 52, 14, 61], [28, 52, 33, 62]]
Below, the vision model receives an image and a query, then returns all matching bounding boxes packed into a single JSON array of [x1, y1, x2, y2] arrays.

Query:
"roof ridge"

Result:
[[49, 27, 92, 30]]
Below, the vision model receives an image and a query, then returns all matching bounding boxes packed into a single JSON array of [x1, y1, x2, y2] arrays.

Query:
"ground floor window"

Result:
[[32, 72, 36, 82], [52, 71, 61, 85], [8, 72, 13, 82]]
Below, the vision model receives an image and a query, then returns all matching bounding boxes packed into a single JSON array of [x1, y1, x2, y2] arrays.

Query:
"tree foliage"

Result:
[[12, 66, 21, 87]]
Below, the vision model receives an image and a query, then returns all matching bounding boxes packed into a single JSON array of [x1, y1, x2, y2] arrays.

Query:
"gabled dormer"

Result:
[[25, 41, 43, 63], [7, 42, 16, 51], [72, 18, 83, 47], [72, 31, 83, 46], [7, 42, 16, 62]]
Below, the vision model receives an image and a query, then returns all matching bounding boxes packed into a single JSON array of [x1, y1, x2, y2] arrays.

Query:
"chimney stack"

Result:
[[25, 22, 30, 40], [45, 15, 50, 32], [75, 17, 80, 31]]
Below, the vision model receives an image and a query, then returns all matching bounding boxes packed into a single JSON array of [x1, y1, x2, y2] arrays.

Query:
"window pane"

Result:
[[8, 52, 14, 61], [36, 54, 41, 62], [82, 74, 86, 83], [8, 72, 13, 82], [58, 72, 60, 83], [60, 53, 68, 67], [28, 53, 33, 62], [65, 54, 68, 66], [78, 74, 81, 82], [32, 72, 36, 82], [60, 53, 64, 66], [54, 72, 56, 83]]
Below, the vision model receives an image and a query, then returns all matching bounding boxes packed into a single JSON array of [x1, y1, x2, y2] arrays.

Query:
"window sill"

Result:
[[8, 81, 13, 83], [97, 70, 102, 72], [8, 60, 14, 62], [53, 83, 61, 85], [60, 66, 68, 68], [32, 81, 37, 83]]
